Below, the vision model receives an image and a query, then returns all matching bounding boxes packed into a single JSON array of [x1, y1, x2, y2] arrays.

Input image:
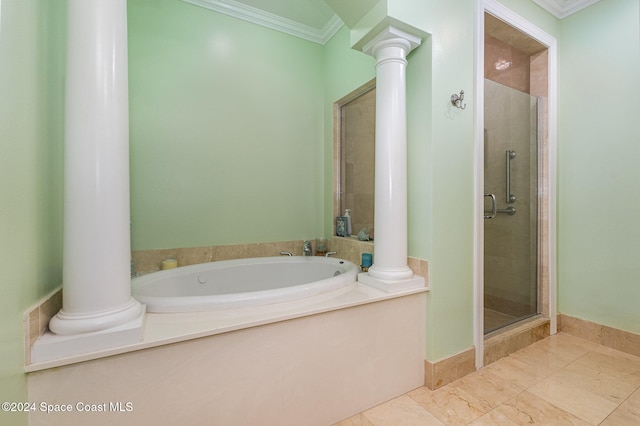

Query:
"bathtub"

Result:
[[31, 255, 427, 425], [132, 256, 359, 312]]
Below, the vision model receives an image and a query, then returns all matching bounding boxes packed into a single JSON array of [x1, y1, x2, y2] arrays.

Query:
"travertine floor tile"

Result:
[[361, 395, 445, 426], [552, 360, 638, 404], [343, 334, 640, 426], [407, 384, 491, 425], [506, 345, 568, 379], [527, 374, 619, 424], [510, 337, 584, 373], [574, 350, 640, 386], [468, 409, 520, 425], [448, 369, 523, 408], [333, 413, 374, 426], [536, 333, 601, 359], [494, 391, 591, 425], [483, 354, 548, 389], [600, 387, 640, 425]]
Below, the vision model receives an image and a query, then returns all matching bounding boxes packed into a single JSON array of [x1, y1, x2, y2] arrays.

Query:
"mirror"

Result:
[[334, 79, 376, 239]]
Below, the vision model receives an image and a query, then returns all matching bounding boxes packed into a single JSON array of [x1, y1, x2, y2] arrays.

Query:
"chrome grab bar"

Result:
[[484, 193, 496, 219], [484, 206, 516, 216], [506, 150, 516, 203]]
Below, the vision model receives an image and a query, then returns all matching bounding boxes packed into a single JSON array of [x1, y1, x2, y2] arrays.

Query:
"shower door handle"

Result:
[[506, 150, 517, 203], [484, 193, 496, 219]]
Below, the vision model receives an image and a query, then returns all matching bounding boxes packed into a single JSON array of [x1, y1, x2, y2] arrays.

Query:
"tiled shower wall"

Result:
[[339, 87, 376, 238]]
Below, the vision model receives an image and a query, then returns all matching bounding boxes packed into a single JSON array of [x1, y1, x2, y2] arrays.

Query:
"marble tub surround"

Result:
[[134, 238, 429, 283], [330, 236, 373, 266], [336, 333, 640, 425], [24, 287, 62, 365], [331, 236, 428, 281], [407, 256, 429, 281], [132, 240, 318, 274]]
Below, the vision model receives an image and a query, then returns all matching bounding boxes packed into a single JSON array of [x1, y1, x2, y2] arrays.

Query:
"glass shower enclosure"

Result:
[[484, 78, 540, 334]]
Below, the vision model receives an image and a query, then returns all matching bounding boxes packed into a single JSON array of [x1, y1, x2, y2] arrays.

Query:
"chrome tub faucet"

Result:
[[302, 240, 312, 256]]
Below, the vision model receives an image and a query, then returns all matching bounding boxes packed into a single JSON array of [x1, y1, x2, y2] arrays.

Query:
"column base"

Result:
[[31, 304, 146, 364], [358, 272, 425, 293], [50, 297, 144, 335]]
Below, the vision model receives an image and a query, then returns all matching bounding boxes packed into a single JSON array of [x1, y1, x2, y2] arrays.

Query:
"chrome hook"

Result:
[[451, 90, 466, 109]]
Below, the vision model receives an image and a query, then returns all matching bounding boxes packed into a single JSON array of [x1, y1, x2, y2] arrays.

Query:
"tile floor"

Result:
[[335, 333, 640, 425]]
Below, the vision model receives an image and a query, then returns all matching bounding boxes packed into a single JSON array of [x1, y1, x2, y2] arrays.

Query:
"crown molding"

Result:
[[530, 0, 601, 19], [181, 0, 343, 45]]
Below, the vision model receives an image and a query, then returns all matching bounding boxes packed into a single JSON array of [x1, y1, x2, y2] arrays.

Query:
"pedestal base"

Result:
[[31, 306, 146, 363], [358, 272, 425, 293]]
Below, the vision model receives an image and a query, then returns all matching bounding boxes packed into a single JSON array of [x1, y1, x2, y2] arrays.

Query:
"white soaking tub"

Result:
[[132, 256, 358, 312]]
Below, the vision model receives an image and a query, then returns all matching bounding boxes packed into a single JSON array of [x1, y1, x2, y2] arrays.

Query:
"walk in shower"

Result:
[[484, 79, 541, 333]]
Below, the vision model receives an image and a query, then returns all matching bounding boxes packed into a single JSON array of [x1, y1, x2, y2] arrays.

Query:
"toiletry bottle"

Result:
[[345, 209, 352, 237]]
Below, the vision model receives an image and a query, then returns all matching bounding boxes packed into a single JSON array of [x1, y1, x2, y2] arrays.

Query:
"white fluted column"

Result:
[[49, 0, 143, 336], [358, 26, 425, 293]]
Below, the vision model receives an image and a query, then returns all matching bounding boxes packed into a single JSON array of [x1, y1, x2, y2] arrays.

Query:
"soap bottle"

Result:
[[344, 209, 352, 237]]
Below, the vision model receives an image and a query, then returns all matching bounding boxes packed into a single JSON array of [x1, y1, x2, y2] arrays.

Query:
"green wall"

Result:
[[128, 0, 326, 250], [0, 0, 65, 422], [557, 0, 640, 333], [383, 0, 477, 361]]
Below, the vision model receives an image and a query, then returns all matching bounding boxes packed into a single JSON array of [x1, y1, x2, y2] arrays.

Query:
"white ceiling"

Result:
[[182, 0, 602, 45]]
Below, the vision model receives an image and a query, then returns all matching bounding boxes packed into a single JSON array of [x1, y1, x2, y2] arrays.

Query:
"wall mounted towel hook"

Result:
[[451, 90, 466, 109]]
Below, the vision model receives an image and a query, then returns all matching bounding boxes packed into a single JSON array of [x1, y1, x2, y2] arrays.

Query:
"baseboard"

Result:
[[559, 314, 640, 358], [424, 347, 476, 390]]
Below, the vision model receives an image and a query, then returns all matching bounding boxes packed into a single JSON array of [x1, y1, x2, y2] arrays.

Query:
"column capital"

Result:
[[362, 25, 422, 59]]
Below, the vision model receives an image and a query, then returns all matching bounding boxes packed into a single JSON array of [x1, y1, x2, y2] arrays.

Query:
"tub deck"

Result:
[[27, 281, 426, 372]]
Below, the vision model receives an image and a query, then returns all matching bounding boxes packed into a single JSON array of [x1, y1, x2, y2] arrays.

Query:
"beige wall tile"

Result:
[[25, 288, 62, 365], [132, 240, 317, 274]]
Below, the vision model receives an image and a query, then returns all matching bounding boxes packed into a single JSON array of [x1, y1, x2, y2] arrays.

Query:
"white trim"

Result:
[[474, 0, 559, 368], [530, 0, 601, 19], [473, 0, 485, 370], [180, 0, 343, 45], [547, 37, 558, 337]]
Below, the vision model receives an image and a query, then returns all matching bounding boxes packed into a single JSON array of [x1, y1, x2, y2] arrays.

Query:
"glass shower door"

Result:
[[484, 79, 540, 334]]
